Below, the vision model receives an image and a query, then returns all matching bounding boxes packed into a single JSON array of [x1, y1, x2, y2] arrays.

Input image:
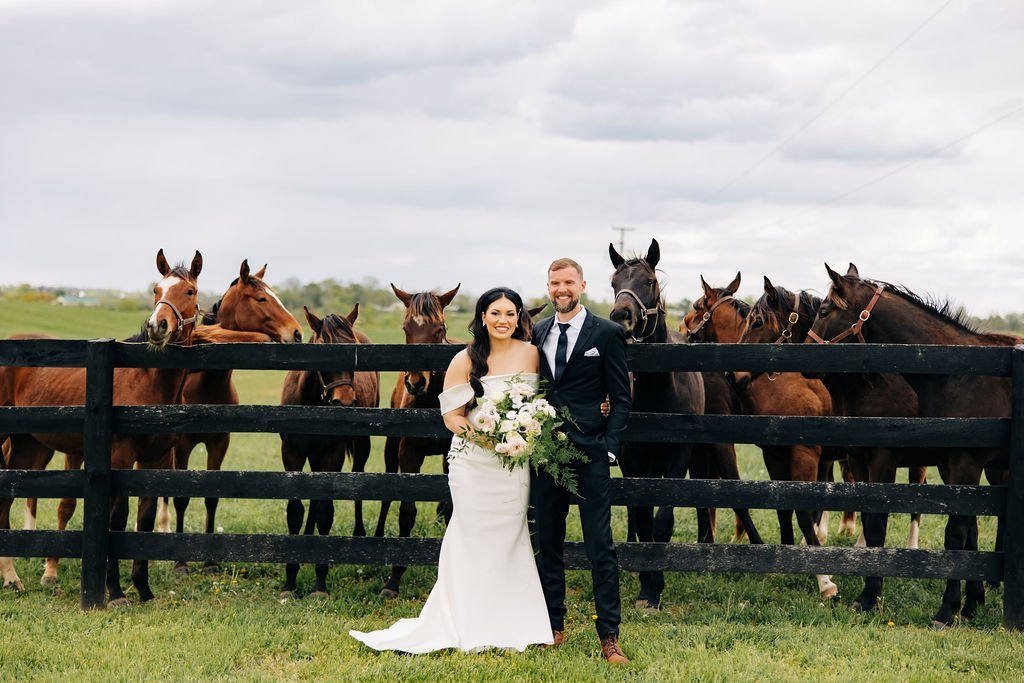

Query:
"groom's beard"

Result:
[[552, 296, 579, 314]]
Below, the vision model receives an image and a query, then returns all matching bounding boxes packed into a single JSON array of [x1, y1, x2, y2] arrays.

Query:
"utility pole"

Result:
[[611, 226, 635, 253]]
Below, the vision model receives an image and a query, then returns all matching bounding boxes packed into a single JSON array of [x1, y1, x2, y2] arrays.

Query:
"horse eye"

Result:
[[153, 287, 158, 295], [257, 297, 268, 303], [186, 289, 195, 296]]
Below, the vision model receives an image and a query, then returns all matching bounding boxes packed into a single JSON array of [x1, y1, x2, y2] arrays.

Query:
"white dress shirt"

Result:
[[542, 306, 586, 373]]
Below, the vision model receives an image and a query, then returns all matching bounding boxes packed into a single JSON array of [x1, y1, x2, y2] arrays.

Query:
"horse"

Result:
[[608, 238, 716, 611], [737, 270, 929, 612], [279, 304, 380, 600], [682, 274, 838, 598], [374, 283, 460, 599], [808, 264, 1013, 626], [0, 249, 201, 605], [165, 259, 303, 575], [680, 272, 767, 545]]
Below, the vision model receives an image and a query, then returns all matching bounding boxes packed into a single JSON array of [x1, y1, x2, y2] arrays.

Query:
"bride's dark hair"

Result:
[[467, 287, 530, 397]]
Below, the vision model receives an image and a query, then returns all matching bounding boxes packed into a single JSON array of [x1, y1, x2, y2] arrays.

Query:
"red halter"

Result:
[[806, 284, 884, 344]]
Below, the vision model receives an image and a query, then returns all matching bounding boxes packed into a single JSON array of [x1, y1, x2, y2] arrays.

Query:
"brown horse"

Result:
[[739, 270, 928, 612], [374, 283, 460, 599], [279, 305, 380, 600], [683, 274, 838, 598], [166, 259, 302, 575], [609, 239, 725, 610], [809, 264, 1013, 626], [0, 249, 201, 605]]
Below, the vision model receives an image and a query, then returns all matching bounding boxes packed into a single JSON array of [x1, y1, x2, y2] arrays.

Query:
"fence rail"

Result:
[[1, 339, 1021, 628]]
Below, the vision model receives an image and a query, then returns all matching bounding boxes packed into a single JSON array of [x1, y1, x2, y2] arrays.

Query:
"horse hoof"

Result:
[[202, 563, 222, 575], [173, 563, 190, 576], [931, 620, 949, 631], [40, 574, 58, 587], [309, 591, 329, 601], [820, 583, 839, 600], [278, 590, 295, 603], [379, 587, 399, 600], [4, 579, 25, 593], [108, 597, 131, 609], [635, 599, 661, 612]]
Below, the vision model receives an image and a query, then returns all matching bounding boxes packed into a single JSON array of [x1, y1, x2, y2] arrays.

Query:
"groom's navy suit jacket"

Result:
[[531, 311, 632, 463]]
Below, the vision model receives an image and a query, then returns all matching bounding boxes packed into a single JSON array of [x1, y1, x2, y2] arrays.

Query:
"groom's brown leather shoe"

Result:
[[549, 630, 565, 647], [600, 634, 629, 664]]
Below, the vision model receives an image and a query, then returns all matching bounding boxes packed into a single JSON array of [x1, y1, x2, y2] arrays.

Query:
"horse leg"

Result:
[[933, 514, 969, 627], [280, 440, 305, 601], [711, 442, 762, 544], [350, 436, 371, 537], [792, 446, 837, 599], [983, 465, 1006, 589], [373, 435, 400, 538], [689, 443, 716, 544], [23, 442, 55, 531], [2, 435, 53, 592], [907, 465, 928, 551], [837, 459, 857, 538], [170, 436, 196, 573], [763, 450, 795, 545], [201, 433, 230, 574], [962, 515, 985, 620], [309, 451, 342, 598], [632, 503, 661, 610], [106, 493, 131, 607], [855, 456, 893, 613], [131, 492, 159, 603], [381, 439, 421, 599]]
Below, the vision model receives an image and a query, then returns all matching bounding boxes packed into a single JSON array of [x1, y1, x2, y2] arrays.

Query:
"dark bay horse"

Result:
[[739, 271, 928, 612], [374, 283, 460, 599], [0, 250, 201, 605], [166, 259, 302, 574], [279, 305, 380, 600], [683, 274, 838, 598], [608, 238, 713, 610], [809, 264, 1013, 626]]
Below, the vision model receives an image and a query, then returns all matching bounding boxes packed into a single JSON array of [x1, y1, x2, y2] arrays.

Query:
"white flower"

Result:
[[494, 442, 510, 454], [505, 410, 518, 420], [511, 382, 536, 398], [498, 419, 516, 433], [471, 410, 496, 432], [504, 432, 528, 456]]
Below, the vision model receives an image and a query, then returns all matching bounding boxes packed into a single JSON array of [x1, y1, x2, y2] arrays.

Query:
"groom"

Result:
[[530, 257, 632, 665]]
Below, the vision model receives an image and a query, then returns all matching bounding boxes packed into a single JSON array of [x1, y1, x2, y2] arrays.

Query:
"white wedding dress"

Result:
[[349, 373, 553, 653]]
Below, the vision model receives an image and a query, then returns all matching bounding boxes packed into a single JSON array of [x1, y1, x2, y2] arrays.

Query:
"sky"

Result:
[[1, 0, 1022, 315]]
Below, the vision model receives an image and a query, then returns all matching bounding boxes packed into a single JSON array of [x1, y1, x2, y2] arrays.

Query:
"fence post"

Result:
[[80, 339, 114, 611], [1004, 345, 1024, 629]]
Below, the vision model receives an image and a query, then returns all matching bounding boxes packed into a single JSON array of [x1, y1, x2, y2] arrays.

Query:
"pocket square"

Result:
[[583, 347, 600, 357]]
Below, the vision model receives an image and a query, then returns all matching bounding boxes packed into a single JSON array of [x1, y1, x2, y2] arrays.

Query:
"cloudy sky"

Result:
[[1, 0, 1022, 314]]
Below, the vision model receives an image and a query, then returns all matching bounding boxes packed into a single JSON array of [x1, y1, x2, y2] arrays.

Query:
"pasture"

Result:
[[2, 301, 1022, 681]]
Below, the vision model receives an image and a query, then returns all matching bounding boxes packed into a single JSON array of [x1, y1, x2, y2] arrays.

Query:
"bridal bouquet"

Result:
[[463, 375, 587, 494]]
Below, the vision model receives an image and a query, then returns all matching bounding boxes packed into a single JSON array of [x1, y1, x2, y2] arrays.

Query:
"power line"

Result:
[[708, 0, 956, 200], [611, 226, 635, 253], [768, 101, 1024, 228]]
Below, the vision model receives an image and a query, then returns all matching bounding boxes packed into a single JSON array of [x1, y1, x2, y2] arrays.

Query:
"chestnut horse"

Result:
[[0, 250, 201, 605], [166, 259, 302, 574], [683, 274, 838, 598], [374, 283, 460, 599], [809, 264, 1013, 626], [609, 238, 721, 610], [739, 270, 928, 612], [279, 305, 380, 600]]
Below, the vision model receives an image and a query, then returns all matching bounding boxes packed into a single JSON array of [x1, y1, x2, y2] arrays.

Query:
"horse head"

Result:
[[304, 304, 360, 406], [807, 263, 885, 345], [147, 249, 202, 348], [609, 238, 666, 342], [392, 283, 459, 396], [215, 260, 303, 343], [739, 276, 821, 345], [682, 272, 744, 343]]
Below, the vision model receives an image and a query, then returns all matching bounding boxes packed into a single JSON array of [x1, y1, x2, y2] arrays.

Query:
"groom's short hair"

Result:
[[548, 258, 583, 279]]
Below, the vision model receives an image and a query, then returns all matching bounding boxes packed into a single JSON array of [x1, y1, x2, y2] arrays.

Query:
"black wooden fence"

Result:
[[1, 339, 1022, 629]]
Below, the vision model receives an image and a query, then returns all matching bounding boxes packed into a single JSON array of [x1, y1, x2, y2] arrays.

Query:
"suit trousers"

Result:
[[530, 457, 620, 638]]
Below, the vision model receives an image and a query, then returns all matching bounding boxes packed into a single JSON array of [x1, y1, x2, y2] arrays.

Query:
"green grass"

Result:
[[2, 302, 1022, 681]]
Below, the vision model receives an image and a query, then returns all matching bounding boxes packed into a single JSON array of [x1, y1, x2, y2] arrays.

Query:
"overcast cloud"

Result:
[[1, 0, 1022, 315]]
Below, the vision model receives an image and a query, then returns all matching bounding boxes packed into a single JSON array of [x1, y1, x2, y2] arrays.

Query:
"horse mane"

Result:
[[318, 313, 358, 343], [168, 264, 197, 283], [869, 279, 980, 335], [408, 292, 445, 321], [615, 257, 669, 309]]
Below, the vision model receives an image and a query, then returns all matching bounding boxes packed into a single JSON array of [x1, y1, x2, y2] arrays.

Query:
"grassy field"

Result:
[[2, 301, 1022, 681]]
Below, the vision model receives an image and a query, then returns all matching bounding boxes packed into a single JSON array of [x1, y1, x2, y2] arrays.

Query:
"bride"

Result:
[[350, 286, 554, 652]]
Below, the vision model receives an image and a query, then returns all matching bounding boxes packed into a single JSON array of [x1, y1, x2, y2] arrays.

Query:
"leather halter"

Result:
[[775, 291, 802, 343], [153, 298, 199, 340], [316, 371, 355, 404], [685, 295, 735, 340], [613, 287, 664, 342], [806, 284, 885, 344]]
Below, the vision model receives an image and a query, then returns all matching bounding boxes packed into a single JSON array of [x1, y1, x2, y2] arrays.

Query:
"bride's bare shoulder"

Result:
[[445, 349, 471, 383], [518, 341, 540, 372]]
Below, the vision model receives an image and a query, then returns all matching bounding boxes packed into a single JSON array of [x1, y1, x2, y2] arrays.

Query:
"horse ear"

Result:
[[726, 272, 741, 295], [645, 239, 660, 268], [303, 306, 323, 337], [438, 283, 461, 309], [846, 263, 859, 278], [346, 303, 360, 325], [239, 259, 251, 284], [190, 251, 203, 279], [609, 243, 625, 268], [391, 283, 412, 306], [763, 276, 778, 304], [156, 249, 171, 277], [253, 264, 267, 280], [824, 263, 844, 289], [527, 303, 547, 318], [700, 275, 714, 301]]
